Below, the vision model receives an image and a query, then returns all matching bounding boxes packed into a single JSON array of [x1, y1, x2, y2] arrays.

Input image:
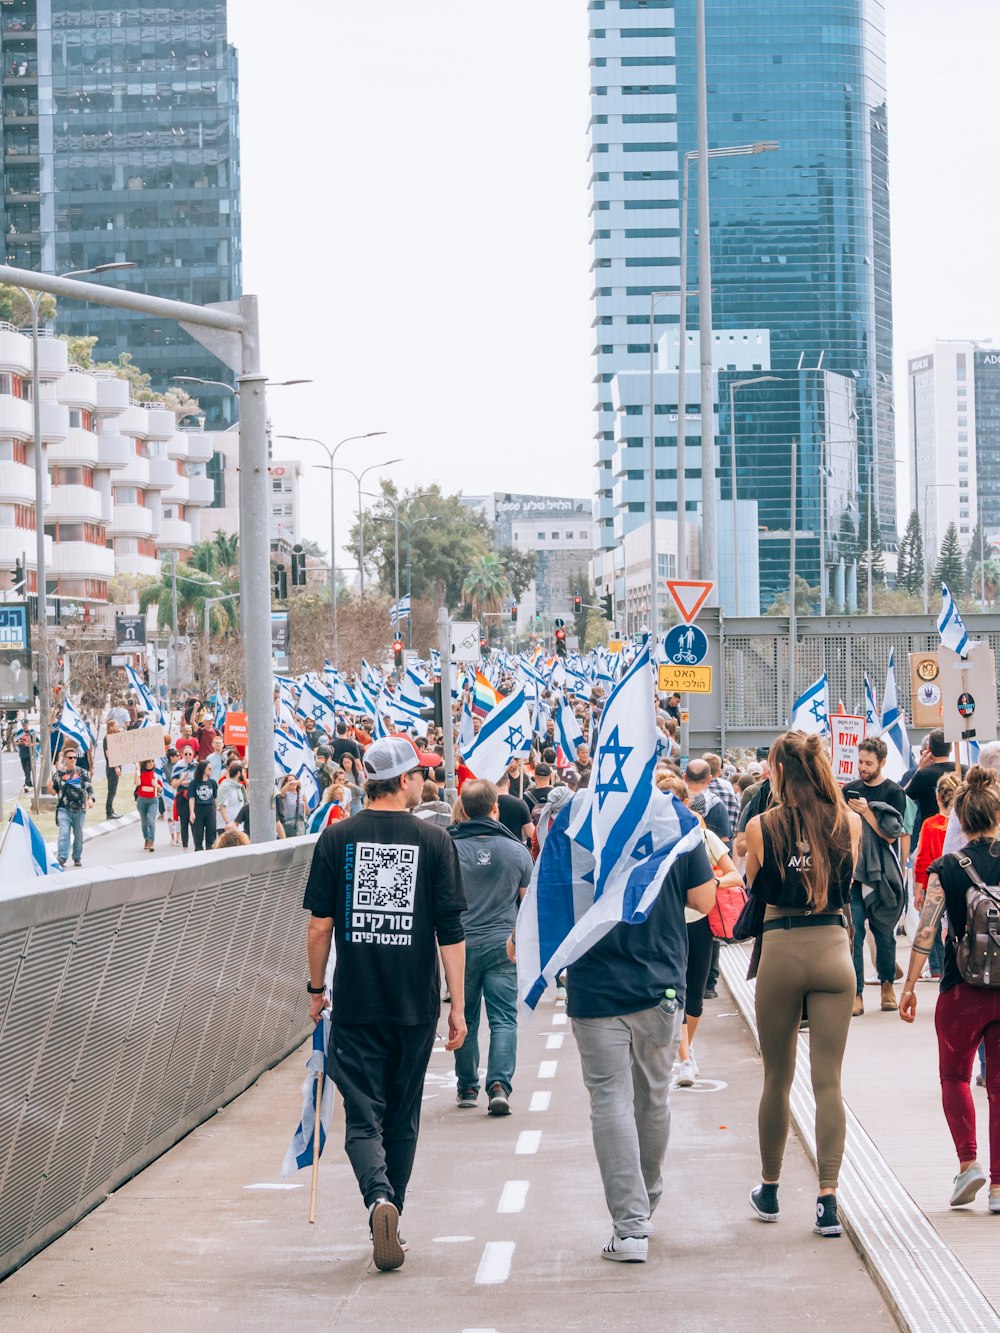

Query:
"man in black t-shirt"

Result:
[[303, 736, 467, 1272], [332, 721, 362, 767], [904, 728, 961, 846], [842, 735, 907, 1014], [496, 771, 534, 846]]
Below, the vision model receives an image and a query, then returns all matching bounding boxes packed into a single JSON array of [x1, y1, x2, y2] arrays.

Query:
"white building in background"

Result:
[[197, 428, 303, 552], [0, 322, 214, 618]]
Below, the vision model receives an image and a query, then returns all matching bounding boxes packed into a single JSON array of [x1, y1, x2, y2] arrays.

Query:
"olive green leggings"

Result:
[[754, 924, 856, 1189]]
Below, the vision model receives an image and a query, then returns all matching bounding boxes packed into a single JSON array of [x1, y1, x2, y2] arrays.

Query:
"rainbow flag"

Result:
[[472, 670, 501, 718]]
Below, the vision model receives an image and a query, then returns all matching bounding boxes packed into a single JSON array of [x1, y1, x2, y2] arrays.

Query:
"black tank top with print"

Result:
[[754, 810, 852, 910]]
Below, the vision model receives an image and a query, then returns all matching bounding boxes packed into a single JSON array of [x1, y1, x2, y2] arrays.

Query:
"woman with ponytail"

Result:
[[743, 731, 862, 1238]]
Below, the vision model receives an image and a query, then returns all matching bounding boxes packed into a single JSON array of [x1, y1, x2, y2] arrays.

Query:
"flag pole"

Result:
[[308, 1069, 322, 1224]]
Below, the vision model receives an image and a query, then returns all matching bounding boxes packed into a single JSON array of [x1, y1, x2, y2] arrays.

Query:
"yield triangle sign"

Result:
[[665, 580, 714, 625]]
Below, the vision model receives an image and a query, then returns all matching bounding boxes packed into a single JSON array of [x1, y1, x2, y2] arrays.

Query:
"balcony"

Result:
[[36, 334, 67, 380], [49, 540, 114, 580], [0, 526, 47, 567], [46, 484, 103, 523], [109, 503, 154, 538], [115, 453, 150, 488], [46, 427, 99, 468], [157, 518, 192, 550], [0, 457, 33, 503], [146, 455, 179, 489], [186, 475, 215, 507], [96, 433, 130, 469], [114, 553, 160, 580], [0, 325, 30, 372], [39, 399, 69, 441], [165, 432, 189, 461], [0, 393, 33, 438], [57, 369, 98, 410], [116, 404, 149, 438], [145, 407, 175, 441], [93, 374, 128, 415], [161, 472, 189, 504], [180, 430, 214, 463]]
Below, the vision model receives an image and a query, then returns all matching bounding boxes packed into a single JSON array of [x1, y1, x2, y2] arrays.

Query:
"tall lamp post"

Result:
[[332, 459, 403, 596], [23, 260, 136, 799], [727, 375, 780, 614], [403, 514, 440, 648], [276, 432, 386, 668], [361, 489, 436, 639]]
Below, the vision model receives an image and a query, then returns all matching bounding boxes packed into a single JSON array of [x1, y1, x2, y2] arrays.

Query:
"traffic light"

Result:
[[290, 543, 306, 586], [271, 563, 287, 600], [510, 605, 518, 623], [480, 636, 487, 652], [554, 627, 567, 658], [418, 680, 444, 729], [393, 639, 404, 670], [573, 591, 582, 614], [601, 591, 614, 621]]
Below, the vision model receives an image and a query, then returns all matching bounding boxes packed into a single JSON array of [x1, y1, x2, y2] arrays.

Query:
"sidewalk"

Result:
[[0, 988, 891, 1332]]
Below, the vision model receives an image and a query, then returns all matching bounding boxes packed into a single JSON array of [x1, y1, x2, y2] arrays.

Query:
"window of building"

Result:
[[961, 526, 970, 534], [206, 450, 225, 508], [113, 487, 141, 505], [958, 448, 968, 457], [959, 464, 969, 473], [958, 433, 969, 442], [624, 171, 674, 181], [536, 532, 545, 541], [627, 344, 652, 354], [623, 143, 673, 153], [957, 386, 967, 397], [621, 57, 672, 66], [0, 439, 27, 463], [623, 114, 672, 124], [53, 465, 94, 486], [272, 478, 283, 492], [958, 417, 968, 427], [627, 502, 645, 513]]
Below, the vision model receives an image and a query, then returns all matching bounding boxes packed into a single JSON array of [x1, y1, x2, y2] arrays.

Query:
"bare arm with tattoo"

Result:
[[899, 871, 947, 1023]]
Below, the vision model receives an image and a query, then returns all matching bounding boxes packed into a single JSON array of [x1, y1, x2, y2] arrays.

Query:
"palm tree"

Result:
[[462, 553, 511, 621], [212, 531, 239, 580], [139, 561, 237, 635]]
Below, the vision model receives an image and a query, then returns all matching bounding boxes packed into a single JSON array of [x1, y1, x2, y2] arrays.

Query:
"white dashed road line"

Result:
[[552, 1011, 568, 1025], [497, 1180, 530, 1213], [538, 1060, 558, 1079], [515, 1130, 542, 1155], [475, 1241, 516, 1285], [545, 1033, 564, 1049], [529, 1090, 551, 1112]]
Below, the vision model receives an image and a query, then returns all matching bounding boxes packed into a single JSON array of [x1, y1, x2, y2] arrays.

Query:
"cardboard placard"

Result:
[[909, 651, 944, 729], [104, 723, 165, 768], [223, 712, 248, 747], [939, 644, 998, 744], [830, 715, 865, 785]]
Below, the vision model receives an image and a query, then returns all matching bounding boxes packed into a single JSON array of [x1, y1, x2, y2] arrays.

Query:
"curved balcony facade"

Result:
[[115, 404, 149, 439], [49, 541, 115, 580], [97, 433, 130, 469], [57, 369, 98, 410], [165, 432, 189, 461], [161, 473, 189, 505], [114, 553, 161, 580], [46, 484, 103, 523], [93, 374, 129, 415], [0, 458, 34, 503], [146, 455, 179, 489], [0, 528, 49, 568], [180, 430, 214, 463], [45, 428, 99, 468], [36, 336, 68, 380], [115, 454, 150, 488], [145, 407, 176, 441], [0, 394, 33, 438], [109, 503, 154, 538], [0, 326, 31, 375], [157, 517, 192, 550], [186, 475, 215, 507], [39, 399, 69, 441]]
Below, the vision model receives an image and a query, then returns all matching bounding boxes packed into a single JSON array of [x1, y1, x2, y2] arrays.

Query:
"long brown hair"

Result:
[[762, 731, 851, 911]]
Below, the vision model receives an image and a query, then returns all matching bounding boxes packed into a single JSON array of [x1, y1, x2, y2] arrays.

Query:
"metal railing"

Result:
[[0, 839, 314, 1279]]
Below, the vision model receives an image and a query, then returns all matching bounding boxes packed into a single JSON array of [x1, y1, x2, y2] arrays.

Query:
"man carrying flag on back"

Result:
[[513, 646, 716, 1264]]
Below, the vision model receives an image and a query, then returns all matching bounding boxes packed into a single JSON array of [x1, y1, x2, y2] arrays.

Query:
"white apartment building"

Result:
[[0, 321, 214, 614]]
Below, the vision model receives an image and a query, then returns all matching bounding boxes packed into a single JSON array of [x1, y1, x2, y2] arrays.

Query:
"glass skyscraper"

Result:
[[1, 1, 242, 426], [588, 0, 895, 609]]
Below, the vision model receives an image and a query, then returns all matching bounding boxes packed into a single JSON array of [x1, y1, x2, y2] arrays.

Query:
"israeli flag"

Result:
[[124, 663, 165, 725], [556, 696, 586, 760], [296, 679, 338, 735], [863, 674, 879, 733], [517, 783, 703, 1010], [430, 648, 441, 675], [938, 583, 970, 659], [361, 658, 383, 691], [0, 808, 62, 892], [273, 725, 320, 808], [788, 674, 830, 737], [879, 649, 910, 783], [464, 686, 533, 783], [458, 698, 475, 753], [58, 697, 92, 753], [389, 595, 411, 629], [280, 1015, 335, 1177]]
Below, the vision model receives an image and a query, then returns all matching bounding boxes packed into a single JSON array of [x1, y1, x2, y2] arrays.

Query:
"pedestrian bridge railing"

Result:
[[0, 839, 315, 1280]]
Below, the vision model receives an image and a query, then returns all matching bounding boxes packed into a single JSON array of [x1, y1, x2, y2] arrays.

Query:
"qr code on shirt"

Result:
[[354, 843, 419, 912]]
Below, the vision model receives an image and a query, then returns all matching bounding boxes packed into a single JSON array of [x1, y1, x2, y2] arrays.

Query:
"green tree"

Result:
[[968, 559, 1000, 607], [896, 509, 925, 597], [857, 496, 886, 589], [965, 519, 986, 591], [498, 545, 536, 602], [63, 339, 202, 421], [764, 575, 822, 616], [0, 283, 56, 326], [347, 481, 493, 607], [299, 536, 327, 563], [934, 522, 965, 596], [462, 553, 512, 624], [139, 562, 237, 635]]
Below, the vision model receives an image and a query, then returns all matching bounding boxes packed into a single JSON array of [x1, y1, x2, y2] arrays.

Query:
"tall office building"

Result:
[[1, 1, 242, 426], [908, 341, 1000, 559], [588, 0, 895, 612]]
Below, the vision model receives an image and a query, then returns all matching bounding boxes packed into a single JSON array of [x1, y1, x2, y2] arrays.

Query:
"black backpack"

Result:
[[953, 856, 1000, 988]]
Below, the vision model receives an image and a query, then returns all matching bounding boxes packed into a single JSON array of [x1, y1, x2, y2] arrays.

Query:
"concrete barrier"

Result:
[[0, 839, 315, 1279]]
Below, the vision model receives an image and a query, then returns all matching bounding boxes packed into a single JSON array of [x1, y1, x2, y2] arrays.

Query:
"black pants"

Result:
[[191, 807, 215, 851], [705, 938, 721, 993], [105, 766, 119, 817], [177, 799, 192, 848], [685, 916, 714, 1020], [19, 750, 32, 787], [328, 1020, 437, 1212]]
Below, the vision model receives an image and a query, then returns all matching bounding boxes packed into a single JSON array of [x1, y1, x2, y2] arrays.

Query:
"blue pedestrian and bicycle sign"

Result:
[[663, 623, 708, 666]]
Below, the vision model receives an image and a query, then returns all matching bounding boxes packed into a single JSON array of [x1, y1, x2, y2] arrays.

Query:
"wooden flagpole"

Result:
[[308, 1070, 322, 1224]]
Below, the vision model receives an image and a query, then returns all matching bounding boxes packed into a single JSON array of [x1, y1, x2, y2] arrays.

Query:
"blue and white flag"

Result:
[[361, 658, 383, 692], [123, 663, 165, 725], [389, 595, 411, 629], [458, 698, 476, 753], [517, 784, 702, 1011], [280, 1015, 335, 1177], [213, 694, 227, 733], [863, 674, 878, 733], [0, 807, 62, 891], [430, 648, 441, 675], [788, 674, 830, 737], [296, 679, 338, 735], [879, 649, 910, 783], [556, 696, 586, 761], [938, 583, 970, 659], [273, 725, 320, 808], [464, 686, 533, 783], [566, 645, 660, 899], [58, 697, 92, 753]]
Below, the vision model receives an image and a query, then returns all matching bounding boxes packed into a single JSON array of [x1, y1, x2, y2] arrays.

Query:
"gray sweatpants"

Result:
[[571, 998, 683, 1238]]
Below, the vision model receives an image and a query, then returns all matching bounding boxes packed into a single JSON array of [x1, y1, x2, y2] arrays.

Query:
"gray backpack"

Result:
[[954, 856, 1000, 988]]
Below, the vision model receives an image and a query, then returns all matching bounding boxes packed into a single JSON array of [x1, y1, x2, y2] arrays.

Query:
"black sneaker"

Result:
[[749, 1184, 779, 1222], [488, 1083, 511, 1116], [368, 1198, 405, 1271], [703, 988, 718, 1000], [813, 1194, 842, 1237], [456, 1087, 478, 1108]]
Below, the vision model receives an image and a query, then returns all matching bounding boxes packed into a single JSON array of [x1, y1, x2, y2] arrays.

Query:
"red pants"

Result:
[[935, 984, 1000, 1184]]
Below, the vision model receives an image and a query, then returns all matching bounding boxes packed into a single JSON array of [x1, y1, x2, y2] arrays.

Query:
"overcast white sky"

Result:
[[227, 0, 1000, 556]]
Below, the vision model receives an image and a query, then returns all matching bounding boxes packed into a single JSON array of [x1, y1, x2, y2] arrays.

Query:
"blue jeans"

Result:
[[56, 807, 86, 864], [136, 796, 158, 844], [850, 886, 897, 995], [928, 922, 945, 976], [454, 942, 518, 1096]]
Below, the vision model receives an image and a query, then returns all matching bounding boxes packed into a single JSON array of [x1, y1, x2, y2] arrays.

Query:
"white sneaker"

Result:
[[674, 1058, 696, 1088], [602, 1234, 648, 1262], [950, 1163, 987, 1208], [688, 1049, 699, 1076]]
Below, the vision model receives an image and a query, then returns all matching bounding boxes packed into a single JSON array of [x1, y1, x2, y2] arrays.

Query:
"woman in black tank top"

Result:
[[743, 732, 862, 1240]]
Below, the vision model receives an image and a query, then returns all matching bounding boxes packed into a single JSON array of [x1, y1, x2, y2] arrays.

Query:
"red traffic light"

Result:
[[573, 593, 582, 613], [392, 640, 403, 652], [554, 628, 566, 639]]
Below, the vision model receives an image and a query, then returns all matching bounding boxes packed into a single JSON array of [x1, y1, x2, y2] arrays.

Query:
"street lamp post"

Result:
[[727, 375, 780, 614], [923, 481, 957, 615], [404, 515, 439, 648], [332, 460, 403, 597], [276, 433, 386, 668]]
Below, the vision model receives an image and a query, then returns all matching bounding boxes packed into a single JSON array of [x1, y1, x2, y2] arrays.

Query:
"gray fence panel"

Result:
[[0, 840, 315, 1281]]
